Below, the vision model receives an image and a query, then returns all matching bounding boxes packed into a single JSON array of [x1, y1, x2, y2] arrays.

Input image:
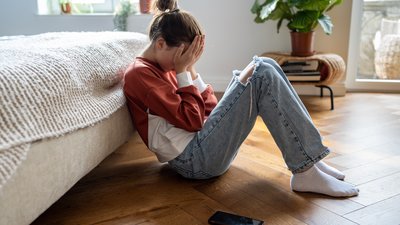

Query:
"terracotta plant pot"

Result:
[[290, 31, 315, 57], [61, 2, 72, 14], [139, 0, 152, 14]]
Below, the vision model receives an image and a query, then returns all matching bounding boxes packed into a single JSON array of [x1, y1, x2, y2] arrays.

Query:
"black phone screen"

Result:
[[208, 211, 264, 225]]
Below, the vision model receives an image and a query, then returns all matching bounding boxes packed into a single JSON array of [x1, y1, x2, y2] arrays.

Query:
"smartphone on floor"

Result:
[[208, 211, 264, 225]]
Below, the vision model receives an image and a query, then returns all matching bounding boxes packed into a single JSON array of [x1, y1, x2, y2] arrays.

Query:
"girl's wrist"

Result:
[[175, 65, 187, 75], [188, 66, 198, 80]]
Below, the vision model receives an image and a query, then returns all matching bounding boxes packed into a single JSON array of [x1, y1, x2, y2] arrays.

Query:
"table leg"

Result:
[[316, 85, 334, 110]]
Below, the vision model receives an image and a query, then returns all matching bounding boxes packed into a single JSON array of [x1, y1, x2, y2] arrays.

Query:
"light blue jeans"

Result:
[[168, 56, 330, 179]]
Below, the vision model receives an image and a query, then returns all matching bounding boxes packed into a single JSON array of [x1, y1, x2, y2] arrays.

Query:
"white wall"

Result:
[[0, 0, 352, 94], [180, 0, 352, 95], [179, 0, 290, 91]]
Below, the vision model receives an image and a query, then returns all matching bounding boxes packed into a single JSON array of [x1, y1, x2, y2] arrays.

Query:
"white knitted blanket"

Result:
[[0, 32, 148, 189]]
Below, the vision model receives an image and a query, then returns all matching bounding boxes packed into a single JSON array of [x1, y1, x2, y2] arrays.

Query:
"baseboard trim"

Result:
[[292, 83, 346, 97], [205, 76, 230, 92]]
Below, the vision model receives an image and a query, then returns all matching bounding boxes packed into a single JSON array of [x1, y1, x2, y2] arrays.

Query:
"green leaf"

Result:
[[295, 0, 331, 11], [259, 0, 280, 20], [254, 15, 266, 23], [288, 10, 319, 32], [277, 18, 284, 33], [251, 0, 262, 14], [287, 0, 300, 8], [318, 14, 333, 34], [268, 2, 292, 20], [250, 0, 341, 35]]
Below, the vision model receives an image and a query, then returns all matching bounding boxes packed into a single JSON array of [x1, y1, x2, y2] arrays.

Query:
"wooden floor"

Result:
[[32, 93, 400, 225]]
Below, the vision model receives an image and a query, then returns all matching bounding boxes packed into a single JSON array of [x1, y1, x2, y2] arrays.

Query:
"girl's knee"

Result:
[[259, 56, 280, 68], [259, 56, 274, 63], [253, 60, 284, 82], [255, 59, 277, 74]]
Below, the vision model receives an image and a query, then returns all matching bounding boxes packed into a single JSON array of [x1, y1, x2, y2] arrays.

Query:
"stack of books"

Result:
[[281, 60, 321, 81]]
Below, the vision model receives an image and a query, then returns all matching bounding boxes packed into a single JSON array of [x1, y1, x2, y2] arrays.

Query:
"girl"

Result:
[[123, 0, 359, 197]]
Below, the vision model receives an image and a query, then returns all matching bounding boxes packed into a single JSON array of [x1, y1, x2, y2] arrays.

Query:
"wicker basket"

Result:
[[375, 35, 400, 79]]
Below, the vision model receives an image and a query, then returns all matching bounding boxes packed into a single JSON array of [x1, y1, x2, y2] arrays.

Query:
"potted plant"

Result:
[[251, 0, 342, 57], [139, 0, 152, 14], [113, 0, 137, 31], [60, 0, 72, 14]]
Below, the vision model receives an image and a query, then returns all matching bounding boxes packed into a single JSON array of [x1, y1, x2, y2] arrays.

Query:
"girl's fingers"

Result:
[[175, 35, 204, 71], [197, 35, 204, 52], [197, 42, 204, 58], [193, 35, 203, 54], [190, 35, 205, 66], [193, 35, 204, 59], [174, 43, 185, 61], [190, 35, 202, 59], [187, 35, 199, 54], [197, 35, 205, 56], [193, 36, 201, 55]]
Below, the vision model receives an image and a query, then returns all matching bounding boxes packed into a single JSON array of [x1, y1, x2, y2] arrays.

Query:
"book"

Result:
[[285, 71, 320, 76], [281, 60, 319, 72], [285, 71, 321, 81], [287, 75, 321, 81]]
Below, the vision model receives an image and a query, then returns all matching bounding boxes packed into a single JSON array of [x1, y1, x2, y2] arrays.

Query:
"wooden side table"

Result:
[[261, 52, 346, 110]]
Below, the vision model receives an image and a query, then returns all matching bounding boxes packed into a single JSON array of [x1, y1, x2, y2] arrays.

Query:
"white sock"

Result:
[[290, 166, 359, 197], [315, 161, 345, 180]]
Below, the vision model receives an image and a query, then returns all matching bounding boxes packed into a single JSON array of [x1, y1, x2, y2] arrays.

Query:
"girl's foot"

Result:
[[315, 161, 345, 180], [290, 166, 359, 197]]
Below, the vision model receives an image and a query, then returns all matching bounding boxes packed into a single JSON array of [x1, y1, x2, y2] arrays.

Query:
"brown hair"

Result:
[[149, 0, 203, 47]]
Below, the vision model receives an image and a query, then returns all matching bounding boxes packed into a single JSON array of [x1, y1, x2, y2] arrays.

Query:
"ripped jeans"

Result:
[[168, 56, 330, 179]]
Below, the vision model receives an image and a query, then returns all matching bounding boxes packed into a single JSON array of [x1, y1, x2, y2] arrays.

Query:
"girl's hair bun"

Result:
[[148, 0, 202, 47], [154, 0, 178, 13]]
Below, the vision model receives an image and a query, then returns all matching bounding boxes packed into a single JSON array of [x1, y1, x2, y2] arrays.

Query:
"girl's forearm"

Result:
[[188, 66, 198, 80]]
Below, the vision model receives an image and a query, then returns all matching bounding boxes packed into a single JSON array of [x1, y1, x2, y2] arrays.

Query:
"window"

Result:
[[358, 0, 400, 80], [37, 0, 140, 15], [346, 0, 400, 92]]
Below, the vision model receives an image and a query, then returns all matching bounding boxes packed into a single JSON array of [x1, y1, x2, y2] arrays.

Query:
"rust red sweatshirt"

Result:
[[123, 57, 218, 162]]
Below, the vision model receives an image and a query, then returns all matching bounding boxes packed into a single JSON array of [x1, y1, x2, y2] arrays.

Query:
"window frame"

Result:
[[37, 0, 140, 15], [346, 0, 400, 92]]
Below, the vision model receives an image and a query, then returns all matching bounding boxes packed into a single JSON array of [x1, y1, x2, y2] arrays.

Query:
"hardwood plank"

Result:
[[240, 142, 291, 176], [33, 158, 209, 225], [325, 141, 400, 169], [199, 162, 358, 225], [234, 155, 364, 217], [180, 198, 233, 224], [344, 194, 400, 225], [31, 93, 400, 225], [297, 193, 365, 216], [243, 117, 282, 157], [229, 195, 307, 225], [195, 168, 312, 225], [323, 132, 394, 155], [344, 155, 400, 185], [94, 206, 203, 225], [350, 172, 400, 206]]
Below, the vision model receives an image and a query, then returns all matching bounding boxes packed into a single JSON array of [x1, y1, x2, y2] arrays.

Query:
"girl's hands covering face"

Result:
[[173, 35, 205, 74]]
